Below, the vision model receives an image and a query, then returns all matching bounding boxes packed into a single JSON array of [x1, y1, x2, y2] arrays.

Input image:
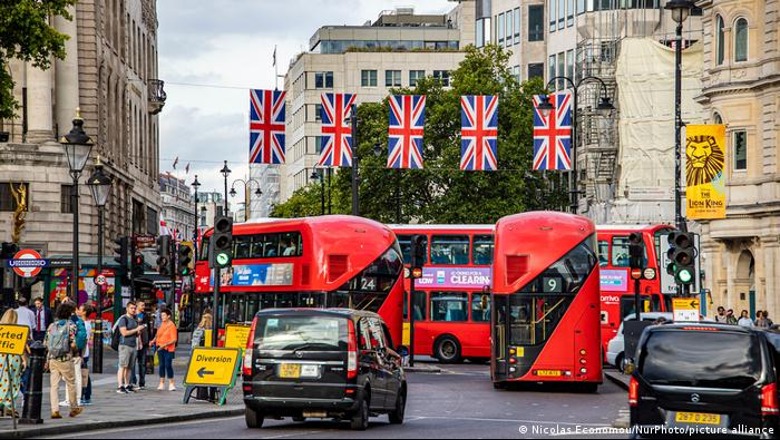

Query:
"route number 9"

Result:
[[543, 277, 562, 293]]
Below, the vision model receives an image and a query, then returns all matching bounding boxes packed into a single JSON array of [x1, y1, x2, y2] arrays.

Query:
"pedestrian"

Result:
[[152, 308, 178, 391], [726, 309, 738, 325], [14, 297, 35, 332], [116, 302, 146, 394], [0, 309, 25, 417], [738, 310, 754, 327], [714, 306, 728, 323], [61, 300, 87, 407], [130, 300, 153, 390], [32, 297, 53, 342], [76, 304, 93, 406], [756, 310, 774, 329], [192, 308, 213, 348], [45, 302, 82, 418]]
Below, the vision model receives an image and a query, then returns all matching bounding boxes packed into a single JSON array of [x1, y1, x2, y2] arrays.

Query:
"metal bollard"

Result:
[[20, 341, 45, 424]]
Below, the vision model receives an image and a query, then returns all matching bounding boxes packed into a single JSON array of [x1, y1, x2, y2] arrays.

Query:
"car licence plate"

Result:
[[301, 364, 320, 378], [534, 370, 562, 377], [279, 363, 301, 379], [675, 412, 721, 425]]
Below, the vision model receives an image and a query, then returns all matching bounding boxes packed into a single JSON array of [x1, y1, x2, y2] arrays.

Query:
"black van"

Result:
[[629, 323, 780, 438], [242, 309, 407, 430]]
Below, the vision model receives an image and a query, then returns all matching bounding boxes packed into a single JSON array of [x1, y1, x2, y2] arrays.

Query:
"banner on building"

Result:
[[685, 124, 727, 220]]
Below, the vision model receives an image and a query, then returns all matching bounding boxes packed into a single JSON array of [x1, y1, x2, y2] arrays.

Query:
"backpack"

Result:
[[47, 320, 72, 359], [72, 316, 87, 352], [111, 315, 126, 351]]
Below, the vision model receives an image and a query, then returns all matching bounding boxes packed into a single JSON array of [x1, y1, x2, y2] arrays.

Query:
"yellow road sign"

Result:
[[224, 324, 251, 350], [673, 298, 700, 322], [184, 347, 241, 387], [0, 324, 30, 356]]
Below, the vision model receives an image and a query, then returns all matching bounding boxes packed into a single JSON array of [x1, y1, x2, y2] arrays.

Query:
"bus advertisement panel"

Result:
[[491, 212, 602, 391]]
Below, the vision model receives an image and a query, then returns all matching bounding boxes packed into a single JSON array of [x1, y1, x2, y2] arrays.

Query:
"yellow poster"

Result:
[[685, 124, 726, 219]]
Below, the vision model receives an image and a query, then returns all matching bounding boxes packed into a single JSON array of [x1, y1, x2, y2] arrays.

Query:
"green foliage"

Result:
[[273, 44, 569, 223], [0, 0, 76, 119]]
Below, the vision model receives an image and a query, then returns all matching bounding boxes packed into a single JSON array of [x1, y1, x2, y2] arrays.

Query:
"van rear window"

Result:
[[639, 331, 761, 389], [255, 316, 347, 351]]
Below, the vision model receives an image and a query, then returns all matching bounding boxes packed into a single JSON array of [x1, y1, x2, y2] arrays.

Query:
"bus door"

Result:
[[492, 294, 508, 377]]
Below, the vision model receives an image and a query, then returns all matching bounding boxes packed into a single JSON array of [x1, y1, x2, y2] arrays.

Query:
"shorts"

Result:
[[119, 345, 137, 368]]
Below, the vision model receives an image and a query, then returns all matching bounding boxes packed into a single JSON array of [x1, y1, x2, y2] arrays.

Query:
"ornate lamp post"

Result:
[[229, 178, 262, 221], [191, 175, 201, 256], [665, 0, 694, 231], [86, 157, 112, 374], [537, 76, 615, 214], [59, 110, 94, 303], [220, 161, 231, 216]]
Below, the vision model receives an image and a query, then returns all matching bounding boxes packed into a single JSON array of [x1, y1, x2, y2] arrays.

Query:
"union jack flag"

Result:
[[532, 92, 573, 171], [318, 93, 357, 167], [460, 95, 499, 171], [387, 95, 426, 169], [249, 89, 287, 164]]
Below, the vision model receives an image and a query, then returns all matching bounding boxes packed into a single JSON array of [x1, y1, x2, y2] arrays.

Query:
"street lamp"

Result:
[[59, 109, 94, 303], [310, 169, 325, 216], [666, 0, 694, 231], [229, 178, 263, 221], [350, 104, 359, 216], [537, 76, 615, 214], [191, 175, 201, 258], [220, 161, 231, 216], [86, 156, 112, 374]]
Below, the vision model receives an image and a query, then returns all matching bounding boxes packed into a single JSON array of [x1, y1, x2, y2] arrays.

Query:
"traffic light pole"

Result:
[[409, 276, 416, 368], [634, 277, 642, 322], [171, 241, 177, 311], [212, 266, 220, 347], [93, 208, 104, 374]]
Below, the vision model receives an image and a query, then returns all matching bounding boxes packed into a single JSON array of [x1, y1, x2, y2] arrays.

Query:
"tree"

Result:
[[0, 0, 76, 119], [273, 44, 568, 222]]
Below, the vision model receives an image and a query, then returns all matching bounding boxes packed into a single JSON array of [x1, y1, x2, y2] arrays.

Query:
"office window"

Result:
[[476, 19, 485, 47], [577, 0, 586, 14], [314, 71, 333, 88], [385, 70, 402, 87], [361, 70, 377, 87], [558, 0, 565, 29], [314, 103, 322, 122], [548, 55, 556, 83], [733, 130, 747, 171], [498, 13, 505, 45], [715, 15, 725, 65], [557, 51, 565, 90], [409, 70, 425, 87], [514, 8, 521, 44], [567, 49, 575, 80], [528, 63, 544, 79], [734, 18, 748, 62], [0, 183, 29, 212], [549, 0, 556, 32], [60, 185, 72, 213], [567, 0, 574, 25], [529, 6, 544, 41], [505, 10, 513, 46], [433, 70, 450, 87]]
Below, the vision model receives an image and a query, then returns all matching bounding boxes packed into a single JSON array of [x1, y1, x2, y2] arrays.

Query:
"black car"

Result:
[[629, 323, 780, 438], [242, 308, 407, 430]]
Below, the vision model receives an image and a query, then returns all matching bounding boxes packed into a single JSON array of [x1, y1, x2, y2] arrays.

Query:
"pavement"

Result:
[[0, 341, 245, 439]]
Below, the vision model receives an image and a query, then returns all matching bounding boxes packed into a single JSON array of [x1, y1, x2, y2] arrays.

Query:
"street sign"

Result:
[[673, 298, 700, 322], [630, 268, 642, 280], [184, 347, 241, 387], [0, 324, 30, 356], [95, 274, 107, 286], [9, 249, 47, 278], [134, 234, 156, 250], [223, 324, 251, 350]]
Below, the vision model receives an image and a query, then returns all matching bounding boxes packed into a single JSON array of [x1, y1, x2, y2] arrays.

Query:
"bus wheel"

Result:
[[435, 336, 462, 364]]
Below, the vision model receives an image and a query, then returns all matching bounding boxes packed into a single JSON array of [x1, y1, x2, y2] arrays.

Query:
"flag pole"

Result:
[[273, 45, 278, 90]]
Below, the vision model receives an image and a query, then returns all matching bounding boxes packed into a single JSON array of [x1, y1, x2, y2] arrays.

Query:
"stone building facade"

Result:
[[697, 0, 780, 317], [0, 0, 164, 296]]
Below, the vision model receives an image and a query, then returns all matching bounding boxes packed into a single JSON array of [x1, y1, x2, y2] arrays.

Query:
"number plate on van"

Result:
[[675, 412, 721, 425], [279, 363, 320, 379]]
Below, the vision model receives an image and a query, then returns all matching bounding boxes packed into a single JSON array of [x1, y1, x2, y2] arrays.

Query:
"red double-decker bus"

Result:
[[391, 225, 494, 363], [596, 224, 675, 356], [193, 215, 405, 345], [491, 211, 602, 391]]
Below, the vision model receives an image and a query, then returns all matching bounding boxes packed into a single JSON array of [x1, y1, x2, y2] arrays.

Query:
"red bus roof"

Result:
[[493, 211, 596, 294], [389, 224, 494, 233], [596, 224, 674, 233]]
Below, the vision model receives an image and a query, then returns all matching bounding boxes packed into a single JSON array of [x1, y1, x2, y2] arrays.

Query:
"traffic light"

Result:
[[113, 236, 129, 273], [211, 216, 233, 268], [1, 242, 19, 259], [178, 243, 193, 276], [667, 232, 696, 285], [410, 235, 426, 278], [156, 235, 172, 276], [628, 232, 645, 270], [131, 253, 145, 278]]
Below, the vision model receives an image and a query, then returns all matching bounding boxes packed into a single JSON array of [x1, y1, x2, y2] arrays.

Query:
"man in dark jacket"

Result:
[[32, 296, 53, 342], [130, 300, 155, 390]]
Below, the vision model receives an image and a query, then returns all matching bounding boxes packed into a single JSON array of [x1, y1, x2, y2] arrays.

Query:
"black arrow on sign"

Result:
[[690, 300, 699, 308], [197, 367, 215, 378]]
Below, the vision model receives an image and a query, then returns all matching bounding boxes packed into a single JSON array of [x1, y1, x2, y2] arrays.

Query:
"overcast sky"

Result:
[[157, 0, 453, 205]]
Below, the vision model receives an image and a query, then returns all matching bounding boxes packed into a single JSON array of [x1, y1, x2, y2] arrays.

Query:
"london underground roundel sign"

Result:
[[10, 249, 46, 278]]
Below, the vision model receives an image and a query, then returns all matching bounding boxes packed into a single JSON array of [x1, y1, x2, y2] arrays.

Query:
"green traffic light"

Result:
[[216, 252, 230, 267], [677, 268, 693, 284]]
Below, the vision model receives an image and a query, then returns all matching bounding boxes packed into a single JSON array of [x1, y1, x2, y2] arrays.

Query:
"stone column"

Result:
[[762, 237, 779, 321], [54, 5, 80, 138], [25, 63, 54, 144], [725, 243, 736, 310]]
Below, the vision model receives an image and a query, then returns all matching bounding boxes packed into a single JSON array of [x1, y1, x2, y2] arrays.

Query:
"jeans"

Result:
[[158, 350, 174, 379], [130, 349, 147, 387]]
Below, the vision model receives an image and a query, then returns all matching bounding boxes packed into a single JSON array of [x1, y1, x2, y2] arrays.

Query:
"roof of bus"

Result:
[[388, 224, 494, 232], [596, 224, 675, 232], [202, 215, 392, 236]]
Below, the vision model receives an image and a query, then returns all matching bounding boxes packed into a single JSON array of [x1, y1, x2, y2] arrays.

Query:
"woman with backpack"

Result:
[[152, 309, 178, 391], [45, 302, 82, 419]]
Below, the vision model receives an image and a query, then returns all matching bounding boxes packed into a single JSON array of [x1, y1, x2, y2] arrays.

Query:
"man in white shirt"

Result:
[[15, 296, 36, 332]]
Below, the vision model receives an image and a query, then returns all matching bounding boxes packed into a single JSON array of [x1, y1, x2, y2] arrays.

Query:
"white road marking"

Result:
[[412, 416, 610, 427]]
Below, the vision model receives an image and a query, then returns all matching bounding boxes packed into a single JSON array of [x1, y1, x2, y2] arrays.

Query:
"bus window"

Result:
[[397, 234, 428, 264], [234, 236, 252, 259], [612, 236, 630, 267], [199, 236, 210, 261], [412, 291, 426, 321], [598, 240, 609, 267], [430, 292, 468, 322], [471, 293, 491, 322], [280, 232, 301, 256], [473, 235, 494, 265], [431, 235, 469, 265]]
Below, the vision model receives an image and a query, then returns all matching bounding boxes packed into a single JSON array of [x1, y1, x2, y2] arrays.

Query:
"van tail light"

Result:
[[347, 319, 358, 380], [762, 383, 779, 416], [628, 377, 639, 407], [243, 318, 259, 376]]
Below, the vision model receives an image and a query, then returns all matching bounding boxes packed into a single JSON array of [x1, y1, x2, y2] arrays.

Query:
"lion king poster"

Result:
[[685, 124, 726, 219]]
